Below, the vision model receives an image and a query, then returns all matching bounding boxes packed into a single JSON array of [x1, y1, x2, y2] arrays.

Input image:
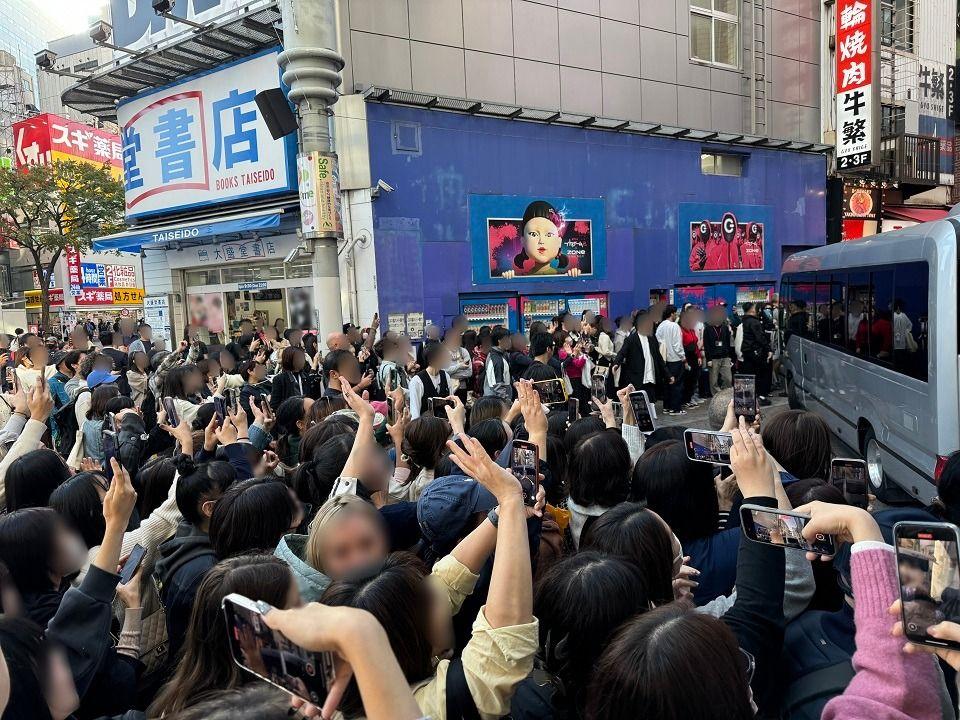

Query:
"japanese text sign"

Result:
[[66, 246, 83, 297], [298, 151, 343, 238], [74, 287, 145, 305], [12, 113, 122, 174], [116, 49, 297, 219], [835, 0, 878, 170]]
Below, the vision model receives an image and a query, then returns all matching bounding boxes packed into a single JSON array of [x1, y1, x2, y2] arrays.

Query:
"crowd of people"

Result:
[[0, 302, 954, 720]]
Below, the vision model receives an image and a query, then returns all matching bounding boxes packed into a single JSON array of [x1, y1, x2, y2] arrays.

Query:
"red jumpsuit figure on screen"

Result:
[[741, 222, 764, 270], [705, 224, 727, 270], [689, 221, 709, 271], [721, 212, 742, 269]]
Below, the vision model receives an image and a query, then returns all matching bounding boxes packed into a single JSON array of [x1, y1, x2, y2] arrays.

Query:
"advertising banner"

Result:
[[298, 151, 343, 238], [25, 289, 65, 308], [678, 203, 774, 280], [110, 0, 244, 51], [116, 49, 297, 219], [12, 113, 123, 176], [835, 0, 879, 170], [65, 246, 83, 297], [187, 292, 225, 334], [469, 195, 606, 284], [75, 288, 145, 305]]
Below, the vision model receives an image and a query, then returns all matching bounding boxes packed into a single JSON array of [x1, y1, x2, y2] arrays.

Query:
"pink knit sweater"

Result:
[[822, 545, 942, 720]]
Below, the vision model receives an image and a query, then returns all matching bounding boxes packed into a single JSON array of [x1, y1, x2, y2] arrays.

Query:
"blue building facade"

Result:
[[368, 103, 827, 331]]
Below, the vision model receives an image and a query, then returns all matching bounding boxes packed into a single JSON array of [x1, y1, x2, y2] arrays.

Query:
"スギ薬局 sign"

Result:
[[835, 0, 879, 170], [116, 49, 297, 219]]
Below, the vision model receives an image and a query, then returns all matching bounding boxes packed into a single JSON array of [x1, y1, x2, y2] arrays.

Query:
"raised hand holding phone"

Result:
[[791, 501, 882, 561], [729, 418, 773, 498]]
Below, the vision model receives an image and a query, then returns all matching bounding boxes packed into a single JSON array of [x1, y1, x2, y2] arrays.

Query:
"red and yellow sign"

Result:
[[74, 287, 144, 306], [25, 289, 65, 308], [12, 113, 122, 179]]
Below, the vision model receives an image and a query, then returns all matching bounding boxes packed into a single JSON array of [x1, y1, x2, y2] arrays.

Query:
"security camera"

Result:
[[284, 246, 300, 264], [377, 179, 395, 193], [35, 49, 57, 69], [89, 21, 112, 44], [152, 0, 175, 15]]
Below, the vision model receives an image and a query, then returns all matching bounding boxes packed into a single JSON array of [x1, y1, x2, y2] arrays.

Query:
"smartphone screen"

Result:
[[532, 378, 567, 405], [162, 397, 180, 427], [628, 390, 656, 433], [213, 396, 227, 422], [102, 430, 117, 479], [740, 504, 836, 555], [733, 374, 756, 419], [684, 429, 733, 465], [611, 401, 624, 427], [566, 397, 579, 420], [831, 458, 869, 509], [4, 366, 12, 386], [591, 374, 607, 403], [511, 440, 539, 507], [120, 544, 146, 585], [387, 397, 395, 424], [895, 522, 960, 649], [429, 397, 452, 418], [227, 388, 240, 413], [223, 595, 335, 705]]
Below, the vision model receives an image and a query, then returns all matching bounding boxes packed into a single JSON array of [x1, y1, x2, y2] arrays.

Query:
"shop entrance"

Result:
[[225, 289, 286, 335]]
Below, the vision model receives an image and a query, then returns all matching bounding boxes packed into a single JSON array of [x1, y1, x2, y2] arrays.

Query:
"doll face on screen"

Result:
[[523, 215, 562, 265]]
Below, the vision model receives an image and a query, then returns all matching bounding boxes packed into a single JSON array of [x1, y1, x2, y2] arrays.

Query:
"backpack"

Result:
[[52, 388, 89, 457], [780, 660, 855, 720]]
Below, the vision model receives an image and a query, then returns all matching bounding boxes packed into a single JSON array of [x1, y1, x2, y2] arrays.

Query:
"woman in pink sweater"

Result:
[[797, 502, 943, 720]]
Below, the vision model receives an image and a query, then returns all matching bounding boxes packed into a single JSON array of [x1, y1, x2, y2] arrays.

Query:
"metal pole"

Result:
[[277, 0, 345, 338]]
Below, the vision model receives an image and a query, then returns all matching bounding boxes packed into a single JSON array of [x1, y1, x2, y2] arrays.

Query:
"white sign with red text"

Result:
[[835, 0, 878, 170]]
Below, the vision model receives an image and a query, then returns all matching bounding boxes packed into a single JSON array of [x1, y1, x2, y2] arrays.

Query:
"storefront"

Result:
[[361, 102, 828, 328]]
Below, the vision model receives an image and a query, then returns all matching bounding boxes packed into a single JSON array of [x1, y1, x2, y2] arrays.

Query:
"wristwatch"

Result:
[[487, 507, 499, 528]]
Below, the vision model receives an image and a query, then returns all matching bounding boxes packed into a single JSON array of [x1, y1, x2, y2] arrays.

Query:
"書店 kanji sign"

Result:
[[115, 48, 297, 220], [835, 0, 879, 170]]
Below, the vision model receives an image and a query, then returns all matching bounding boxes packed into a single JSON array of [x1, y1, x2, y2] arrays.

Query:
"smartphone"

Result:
[[684, 429, 733, 465], [222, 594, 335, 706], [387, 396, 395, 424], [831, 458, 869, 509], [120, 544, 146, 585], [567, 397, 579, 420], [733, 374, 757, 419], [162, 397, 180, 427], [511, 440, 540, 507], [611, 401, 624, 428], [330, 476, 358, 499], [429, 397, 453, 418], [531, 378, 568, 405], [895, 521, 960, 650], [628, 390, 656, 433], [227, 388, 240, 414], [213, 395, 227, 422], [591, 374, 607, 403], [4, 366, 12, 386], [740, 504, 837, 555]]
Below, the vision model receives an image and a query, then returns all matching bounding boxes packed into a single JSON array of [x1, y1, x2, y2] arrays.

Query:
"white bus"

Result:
[[779, 217, 958, 504]]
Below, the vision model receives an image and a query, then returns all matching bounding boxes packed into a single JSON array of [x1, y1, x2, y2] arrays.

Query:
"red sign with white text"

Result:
[[835, 0, 876, 170], [65, 246, 83, 297], [12, 113, 122, 171]]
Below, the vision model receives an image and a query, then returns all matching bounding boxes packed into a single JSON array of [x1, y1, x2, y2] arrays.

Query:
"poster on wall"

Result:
[[677, 203, 774, 280], [469, 195, 606, 284], [287, 287, 315, 329], [188, 293, 225, 334]]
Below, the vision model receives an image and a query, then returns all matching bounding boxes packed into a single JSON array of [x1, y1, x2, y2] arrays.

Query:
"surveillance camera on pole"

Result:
[[34, 49, 57, 70], [88, 21, 112, 44], [152, 0, 175, 15]]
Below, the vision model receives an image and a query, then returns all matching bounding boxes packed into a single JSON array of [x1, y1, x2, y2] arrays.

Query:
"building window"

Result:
[[880, 0, 914, 53], [881, 104, 905, 137], [700, 151, 744, 176], [690, 0, 740, 68]]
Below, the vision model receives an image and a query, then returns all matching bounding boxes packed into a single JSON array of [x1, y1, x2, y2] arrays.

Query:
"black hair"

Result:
[[761, 410, 832, 481], [175, 456, 238, 527], [136, 456, 178, 519], [534, 552, 650, 713], [644, 426, 687, 446], [283, 328, 300, 342], [563, 416, 605, 456], [5, 449, 71, 511], [208, 478, 297, 558], [0, 617, 55, 720], [423, 342, 446, 368], [291, 434, 353, 508], [632, 440, 719, 544], [662, 304, 677, 321], [515, 200, 569, 269], [299, 415, 357, 462], [741, 301, 755, 314], [468, 418, 509, 459], [163, 364, 198, 399], [523, 362, 560, 382], [59, 349, 83, 374], [529, 332, 554, 358], [785, 477, 847, 507], [49, 473, 108, 550], [401, 416, 450, 475], [104, 395, 134, 417], [469, 396, 507, 426], [98, 331, 113, 347], [87, 383, 120, 420], [567, 430, 633, 508], [280, 346, 306, 373], [323, 349, 354, 379], [0, 508, 61, 595], [275, 396, 309, 463], [491, 327, 511, 347]]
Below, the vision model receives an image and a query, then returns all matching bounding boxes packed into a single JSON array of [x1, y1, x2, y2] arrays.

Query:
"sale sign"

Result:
[[835, 0, 878, 170]]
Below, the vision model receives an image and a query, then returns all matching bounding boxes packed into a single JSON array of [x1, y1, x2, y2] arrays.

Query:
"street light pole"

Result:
[[276, 0, 346, 338]]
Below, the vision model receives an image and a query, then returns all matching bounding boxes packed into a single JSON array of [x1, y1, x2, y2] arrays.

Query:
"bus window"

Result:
[[869, 269, 894, 363], [827, 274, 846, 347], [847, 272, 870, 356], [893, 262, 928, 381], [814, 276, 831, 341]]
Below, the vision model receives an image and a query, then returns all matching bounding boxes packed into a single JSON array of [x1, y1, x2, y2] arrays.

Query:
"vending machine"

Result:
[[735, 284, 775, 305], [459, 295, 520, 332], [519, 293, 609, 332]]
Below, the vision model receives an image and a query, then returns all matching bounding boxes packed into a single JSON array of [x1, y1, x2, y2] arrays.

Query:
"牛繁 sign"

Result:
[[116, 49, 297, 220]]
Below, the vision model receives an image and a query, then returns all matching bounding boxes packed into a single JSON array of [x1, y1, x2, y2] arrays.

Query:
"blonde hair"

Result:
[[305, 494, 385, 572]]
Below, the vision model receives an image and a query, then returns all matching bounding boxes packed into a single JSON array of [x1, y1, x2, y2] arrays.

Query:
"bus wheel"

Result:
[[786, 374, 803, 410], [862, 426, 911, 504]]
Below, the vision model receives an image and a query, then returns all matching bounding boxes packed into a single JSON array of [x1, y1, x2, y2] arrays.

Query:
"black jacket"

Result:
[[155, 522, 217, 664], [509, 350, 533, 385], [740, 315, 771, 360], [614, 331, 666, 390], [240, 381, 268, 423], [785, 311, 811, 342], [270, 370, 313, 410], [703, 322, 734, 361], [117, 413, 172, 479]]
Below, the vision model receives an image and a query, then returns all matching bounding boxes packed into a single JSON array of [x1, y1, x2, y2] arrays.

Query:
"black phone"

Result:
[[387, 396, 396, 424], [611, 401, 624, 427], [4, 366, 12, 386], [511, 440, 539, 507], [740, 504, 837, 555], [429, 397, 453, 418], [531, 378, 567, 405], [831, 458, 869, 509], [566, 397, 579, 420], [895, 521, 960, 650], [733, 374, 757, 419], [222, 594, 335, 706], [684, 429, 733, 465], [227, 388, 240, 414], [162, 397, 180, 427], [213, 395, 227, 422], [591, 374, 607, 403], [628, 390, 656, 433], [120, 544, 147, 585], [102, 429, 117, 479]]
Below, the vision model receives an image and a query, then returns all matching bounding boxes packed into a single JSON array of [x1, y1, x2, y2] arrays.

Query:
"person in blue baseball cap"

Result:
[[417, 473, 498, 562], [85, 369, 119, 390]]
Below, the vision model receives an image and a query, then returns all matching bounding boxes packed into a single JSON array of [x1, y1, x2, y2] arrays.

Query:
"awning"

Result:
[[92, 207, 288, 253], [883, 206, 950, 224]]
